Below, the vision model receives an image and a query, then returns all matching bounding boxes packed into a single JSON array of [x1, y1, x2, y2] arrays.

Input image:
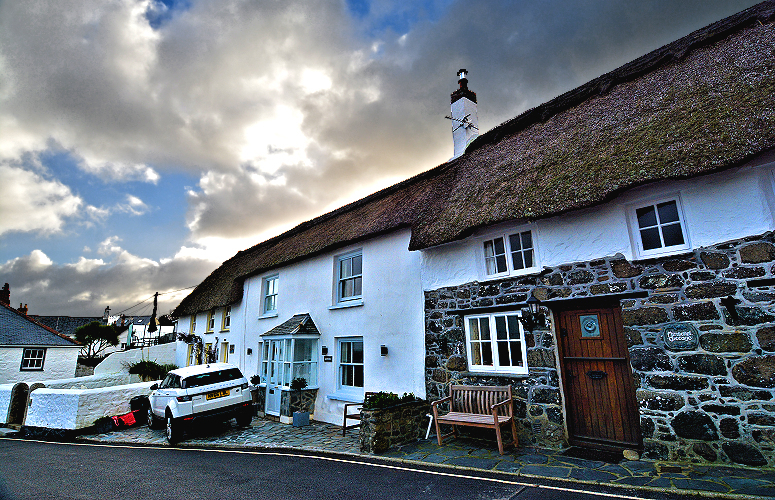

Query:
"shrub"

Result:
[[290, 377, 308, 391], [127, 360, 177, 381], [363, 392, 420, 410]]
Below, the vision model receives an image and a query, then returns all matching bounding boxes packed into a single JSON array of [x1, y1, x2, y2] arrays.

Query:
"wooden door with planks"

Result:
[[557, 307, 641, 450]]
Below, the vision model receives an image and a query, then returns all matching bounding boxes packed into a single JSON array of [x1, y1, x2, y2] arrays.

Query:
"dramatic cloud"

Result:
[[0, 0, 760, 315], [0, 163, 83, 236]]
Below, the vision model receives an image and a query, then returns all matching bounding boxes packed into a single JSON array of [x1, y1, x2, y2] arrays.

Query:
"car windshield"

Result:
[[182, 368, 244, 389]]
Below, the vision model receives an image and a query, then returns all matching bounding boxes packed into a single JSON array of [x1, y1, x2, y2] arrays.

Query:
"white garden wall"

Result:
[[24, 381, 156, 430], [94, 342, 177, 375]]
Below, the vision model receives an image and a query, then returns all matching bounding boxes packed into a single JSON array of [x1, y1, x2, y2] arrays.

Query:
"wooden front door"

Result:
[[557, 307, 641, 450]]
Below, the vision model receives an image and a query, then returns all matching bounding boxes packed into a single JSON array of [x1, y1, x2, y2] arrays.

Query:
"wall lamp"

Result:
[[519, 294, 545, 333], [721, 295, 741, 322], [380, 345, 389, 356]]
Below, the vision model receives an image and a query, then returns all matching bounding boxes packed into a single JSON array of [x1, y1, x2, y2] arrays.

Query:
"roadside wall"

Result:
[[24, 381, 156, 430]]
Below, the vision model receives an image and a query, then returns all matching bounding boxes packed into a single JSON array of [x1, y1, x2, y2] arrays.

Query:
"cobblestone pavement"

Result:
[[77, 418, 775, 499]]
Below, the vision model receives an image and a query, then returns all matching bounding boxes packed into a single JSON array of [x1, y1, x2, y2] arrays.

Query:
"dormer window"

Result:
[[483, 230, 537, 277]]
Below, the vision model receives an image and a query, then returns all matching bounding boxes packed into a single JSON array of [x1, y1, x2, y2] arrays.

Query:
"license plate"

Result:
[[206, 389, 230, 400]]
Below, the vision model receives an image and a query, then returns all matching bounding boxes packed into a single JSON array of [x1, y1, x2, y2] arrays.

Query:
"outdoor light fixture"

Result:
[[721, 295, 741, 322], [321, 345, 328, 355], [247, 348, 253, 355], [380, 345, 388, 356], [519, 293, 545, 333]]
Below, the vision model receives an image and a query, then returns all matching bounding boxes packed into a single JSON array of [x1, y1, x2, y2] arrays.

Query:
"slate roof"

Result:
[[1, 304, 81, 347], [174, 1, 775, 317], [261, 314, 320, 337], [29, 316, 102, 339]]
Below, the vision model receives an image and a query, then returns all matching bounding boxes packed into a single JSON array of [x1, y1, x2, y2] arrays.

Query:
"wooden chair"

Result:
[[431, 384, 518, 455], [342, 392, 376, 436]]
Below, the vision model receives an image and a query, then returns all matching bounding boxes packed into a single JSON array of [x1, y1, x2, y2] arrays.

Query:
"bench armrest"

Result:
[[431, 396, 452, 418], [491, 398, 513, 416]]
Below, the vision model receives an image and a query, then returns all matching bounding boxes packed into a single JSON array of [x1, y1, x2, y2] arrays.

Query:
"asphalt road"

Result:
[[0, 439, 692, 500]]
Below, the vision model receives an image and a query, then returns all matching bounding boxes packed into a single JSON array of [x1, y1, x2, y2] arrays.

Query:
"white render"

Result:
[[421, 159, 775, 291], [451, 95, 479, 159], [24, 381, 156, 430], [95, 342, 177, 375], [0, 346, 79, 385], [177, 228, 426, 425], [0, 385, 11, 424]]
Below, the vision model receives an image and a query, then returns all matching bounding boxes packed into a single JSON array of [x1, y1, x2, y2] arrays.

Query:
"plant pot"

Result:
[[292, 411, 309, 427]]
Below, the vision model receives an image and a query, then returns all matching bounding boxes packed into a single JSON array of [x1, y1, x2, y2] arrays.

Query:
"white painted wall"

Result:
[[0, 346, 79, 385], [94, 342, 177, 375], [421, 161, 775, 290], [178, 229, 426, 425], [0, 385, 12, 424], [24, 381, 155, 430]]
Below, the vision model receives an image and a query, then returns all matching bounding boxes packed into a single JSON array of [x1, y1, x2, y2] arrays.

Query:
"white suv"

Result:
[[147, 363, 253, 443]]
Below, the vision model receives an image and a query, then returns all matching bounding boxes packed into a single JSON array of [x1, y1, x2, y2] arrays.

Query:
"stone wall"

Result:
[[281, 388, 317, 417], [360, 399, 429, 453], [425, 232, 775, 466]]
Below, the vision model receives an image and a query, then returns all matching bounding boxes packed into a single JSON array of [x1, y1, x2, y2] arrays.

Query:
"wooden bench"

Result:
[[431, 384, 518, 455], [342, 392, 376, 436]]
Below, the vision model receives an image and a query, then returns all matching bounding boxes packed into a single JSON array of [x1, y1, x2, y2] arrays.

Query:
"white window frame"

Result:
[[627, 194, 691, 259], [481, 228, 539, 278], [335, 250, 363, 305], [261, 275, 279, 318], [21, 348, 46, 371], [464, 313, 529, 375], [258, 336, 319, 389], [336, 336, 364, 397]]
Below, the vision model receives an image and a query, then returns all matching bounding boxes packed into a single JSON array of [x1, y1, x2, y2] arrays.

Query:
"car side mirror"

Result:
[[150, 383, 158, 390]]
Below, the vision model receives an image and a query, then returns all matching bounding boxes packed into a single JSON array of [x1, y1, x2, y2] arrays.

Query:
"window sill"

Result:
[[219, 329, 230, 333], [464, 370, 529, 378], [327, 392, 364, 403], [259, 312, 278, 320], [633, 246, 692, 261], [20, 368, 44, 372], [483, 267, 542, 281], [329, 300, 363, 311]]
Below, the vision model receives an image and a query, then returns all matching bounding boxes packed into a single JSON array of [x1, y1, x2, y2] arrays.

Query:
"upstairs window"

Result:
[[21, 348, 46, 371], [465, 313, 528, 375], [190, 315, 196, 333], [336, 251, 362, 303], [630, 197, 690, 258], [206, 310, 215, 332], [483, 230, 537, 277], [221, 306, 231, 331], [262, 275, 278, 316]]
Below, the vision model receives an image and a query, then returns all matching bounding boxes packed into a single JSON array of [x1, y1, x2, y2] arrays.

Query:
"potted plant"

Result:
[[290, 377, 309, 427]]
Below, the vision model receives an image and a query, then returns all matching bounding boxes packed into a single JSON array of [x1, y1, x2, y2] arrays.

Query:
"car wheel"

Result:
[[166, 413, 183, 444], [236, 409, 252, 427], [147, 407, 160, 430]]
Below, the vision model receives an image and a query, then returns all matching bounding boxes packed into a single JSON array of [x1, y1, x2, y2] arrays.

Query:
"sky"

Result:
[[0, 0, 763, 317]]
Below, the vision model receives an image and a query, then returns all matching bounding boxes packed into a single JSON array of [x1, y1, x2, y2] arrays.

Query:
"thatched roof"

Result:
[[174, 1, 775, 317]]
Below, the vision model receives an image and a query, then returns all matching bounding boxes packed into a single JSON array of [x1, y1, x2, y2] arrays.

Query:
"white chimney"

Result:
[[450, 69, 478, 159]]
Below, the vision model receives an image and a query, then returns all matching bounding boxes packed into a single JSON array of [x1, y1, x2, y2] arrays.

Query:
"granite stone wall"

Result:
[[359, 399, 429, 453], [425, 232, 775, 466]]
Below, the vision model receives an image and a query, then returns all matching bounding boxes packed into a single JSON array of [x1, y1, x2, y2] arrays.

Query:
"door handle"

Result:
[[587, 370, 607, 380]]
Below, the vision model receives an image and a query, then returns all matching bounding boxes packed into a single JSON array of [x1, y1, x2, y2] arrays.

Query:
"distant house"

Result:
[[0, 286, 80, 384], [174, 3, 775, 466], [127, 315, 175, 348]]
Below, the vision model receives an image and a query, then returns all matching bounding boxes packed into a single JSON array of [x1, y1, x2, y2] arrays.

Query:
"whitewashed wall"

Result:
[[0, 346, 79, 385], [0, 384, 12, 424], [198, 229, 422, 425], [94, 342, 177, 375], [24, 381, 155, 430], [421, 160, 775, 290]]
